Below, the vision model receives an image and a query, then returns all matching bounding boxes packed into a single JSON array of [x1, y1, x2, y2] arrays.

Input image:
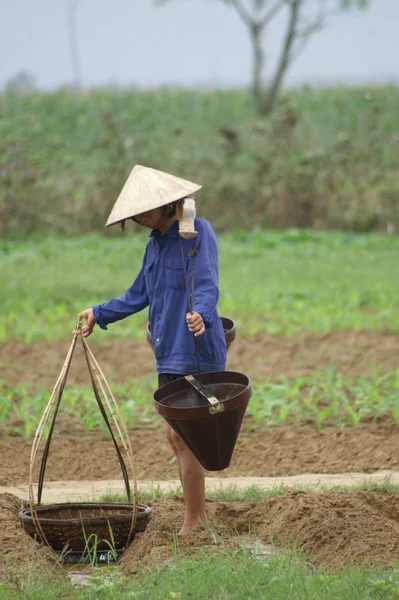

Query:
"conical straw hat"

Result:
[[105, 165, 202, 227]]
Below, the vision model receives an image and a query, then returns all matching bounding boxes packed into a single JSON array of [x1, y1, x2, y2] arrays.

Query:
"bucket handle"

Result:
[[184, 375, 225, 415], [28, 322, 138, 548], [179, 236, 224, 414]]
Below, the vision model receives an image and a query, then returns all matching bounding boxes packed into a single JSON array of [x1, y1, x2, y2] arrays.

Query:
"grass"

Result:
[[99, 478, 399, 506], [99, 483, 286, 505], [1, 230, 399, 343], [1, 549, 399, 599], [1, 86, 399, 237], [1, 365, 398, 438]]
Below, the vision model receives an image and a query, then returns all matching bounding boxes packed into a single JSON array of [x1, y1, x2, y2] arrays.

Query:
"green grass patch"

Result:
[[99, 477, 399, 506], [1, 366, 398, 438], [99, 483, 286, 505], [1, 230, 399, 343], [2, 549, 399, 599]]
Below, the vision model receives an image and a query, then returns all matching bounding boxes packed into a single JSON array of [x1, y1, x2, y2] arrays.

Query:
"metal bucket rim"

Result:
[[154, 370, 250, 400], [154, 371, 251, 419]]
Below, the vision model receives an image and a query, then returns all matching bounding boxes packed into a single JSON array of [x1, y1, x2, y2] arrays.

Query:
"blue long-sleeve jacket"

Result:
[[92, 218, 226, 375]]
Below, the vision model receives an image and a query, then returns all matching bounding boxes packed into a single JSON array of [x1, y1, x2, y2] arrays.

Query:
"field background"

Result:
[[1, 86, 399, 239], [1, 84, 398, 472], [1, 87, 399, 597]]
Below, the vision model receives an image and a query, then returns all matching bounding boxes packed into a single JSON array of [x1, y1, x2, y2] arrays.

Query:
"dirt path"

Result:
[[2, 470, 398, 504], [1, 330, 399, 389]]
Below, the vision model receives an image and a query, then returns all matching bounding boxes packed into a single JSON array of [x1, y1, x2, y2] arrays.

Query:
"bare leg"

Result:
[[164, 423, 183, 484], [165, 423, 206, 535]]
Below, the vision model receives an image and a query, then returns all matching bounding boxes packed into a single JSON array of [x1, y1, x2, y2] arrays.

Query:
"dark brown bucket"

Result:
[[153, 371, 251, 471], [19, 503, 152, 553], [147, 316, 236, 352]]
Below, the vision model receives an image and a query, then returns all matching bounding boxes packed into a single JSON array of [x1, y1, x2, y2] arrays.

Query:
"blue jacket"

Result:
[[93, 218, 226, 374]]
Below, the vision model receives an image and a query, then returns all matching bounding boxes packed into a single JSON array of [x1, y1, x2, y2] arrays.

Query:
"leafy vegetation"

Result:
[[0, 377, 155, 438], [1, 366, 398, 438], [248, 367, 399, 428], [1, 86, 398, 237], [1, 230, 398, 343]]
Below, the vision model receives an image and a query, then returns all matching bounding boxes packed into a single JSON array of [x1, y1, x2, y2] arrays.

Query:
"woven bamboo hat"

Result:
[[105, 165, 202, 228]]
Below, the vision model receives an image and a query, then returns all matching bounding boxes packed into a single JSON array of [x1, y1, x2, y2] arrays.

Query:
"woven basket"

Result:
[[20, 503, 151, 553], [23, 325, 141, 555]]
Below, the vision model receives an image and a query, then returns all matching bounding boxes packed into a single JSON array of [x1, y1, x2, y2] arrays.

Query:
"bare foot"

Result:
[[178, 520, 205, 536]]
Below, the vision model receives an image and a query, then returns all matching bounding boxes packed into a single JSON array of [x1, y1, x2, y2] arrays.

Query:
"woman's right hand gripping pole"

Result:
[[74, 308, 96, 338]]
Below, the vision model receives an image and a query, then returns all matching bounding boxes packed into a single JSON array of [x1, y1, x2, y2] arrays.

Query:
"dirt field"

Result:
[[1, 420, 398, 485], [1, 331, 399, 581], [1, 331, 399, 484], [1, 330, 399, 388]]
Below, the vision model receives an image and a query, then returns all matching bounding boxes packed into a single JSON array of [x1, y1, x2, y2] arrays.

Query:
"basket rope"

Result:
[[28, 323, 138, 549]]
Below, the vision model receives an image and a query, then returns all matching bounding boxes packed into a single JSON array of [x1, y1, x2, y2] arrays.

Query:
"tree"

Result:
[[68, 0, 83, 89], [158, 0, 370, 115]]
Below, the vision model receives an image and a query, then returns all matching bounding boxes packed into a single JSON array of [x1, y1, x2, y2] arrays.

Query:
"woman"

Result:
[[77, 165, 226, 535]]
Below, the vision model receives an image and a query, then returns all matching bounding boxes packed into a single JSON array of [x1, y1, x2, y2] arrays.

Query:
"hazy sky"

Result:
[[1, 0, 398, 90]]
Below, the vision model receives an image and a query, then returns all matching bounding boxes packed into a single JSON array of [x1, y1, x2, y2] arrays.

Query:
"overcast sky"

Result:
[[1, 0, 398, 90]]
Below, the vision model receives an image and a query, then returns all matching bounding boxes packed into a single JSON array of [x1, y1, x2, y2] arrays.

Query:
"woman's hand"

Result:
[[186, 311, 205, 337], [74, 308, 96, 338]]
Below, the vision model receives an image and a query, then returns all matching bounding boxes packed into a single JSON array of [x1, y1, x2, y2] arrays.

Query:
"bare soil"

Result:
[[120, 491, 399, 572], [1, 331, 398, 583], [1, 331, 399, 389], [0, 493, 61, 584], [1, 331, 398, 485], [1, 490, 398, 583], [1, 421, 398, 486]]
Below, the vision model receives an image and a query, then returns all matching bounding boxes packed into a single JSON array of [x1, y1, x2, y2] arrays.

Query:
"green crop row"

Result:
[[1, 367, 398, 438]]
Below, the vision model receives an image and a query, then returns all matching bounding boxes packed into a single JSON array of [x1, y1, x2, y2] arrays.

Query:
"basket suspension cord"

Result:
[[36, 344, 75, 505], [80, 335, 138, 542], [29, 333, 79, 545], [179, 235, 203, 388], [29, 323, 138, 549], [81, 342, 132, 502]]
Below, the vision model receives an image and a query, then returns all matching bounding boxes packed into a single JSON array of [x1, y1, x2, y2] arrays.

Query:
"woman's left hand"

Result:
[[186, 312, 205, 337]]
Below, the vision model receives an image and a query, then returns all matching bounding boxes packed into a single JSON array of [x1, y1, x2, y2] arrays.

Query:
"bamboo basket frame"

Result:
[[28, 323, 138, 551]]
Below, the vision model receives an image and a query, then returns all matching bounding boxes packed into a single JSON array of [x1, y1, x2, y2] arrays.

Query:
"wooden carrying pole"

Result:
[[28, 324, 138, 549]]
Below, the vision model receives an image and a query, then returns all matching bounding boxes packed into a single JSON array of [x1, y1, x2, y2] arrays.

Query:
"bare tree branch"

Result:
[[156, 0, 372, 115], [293, 22, 323, 57], [292, 1, 338, 59], [230, 0, 253, 26], [68, 0, 82, 90], [259, 0, 287, 28], [261, 0, 302, 113]]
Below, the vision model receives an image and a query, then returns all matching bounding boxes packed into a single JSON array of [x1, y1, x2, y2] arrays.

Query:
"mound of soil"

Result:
[[1, 490, 397, 582], [1, 421, 398, 486], [0, 493, 61, 584], [1, 331, 399, 390], [261, 490, 399, 570], [120, 491, 399, 572]]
